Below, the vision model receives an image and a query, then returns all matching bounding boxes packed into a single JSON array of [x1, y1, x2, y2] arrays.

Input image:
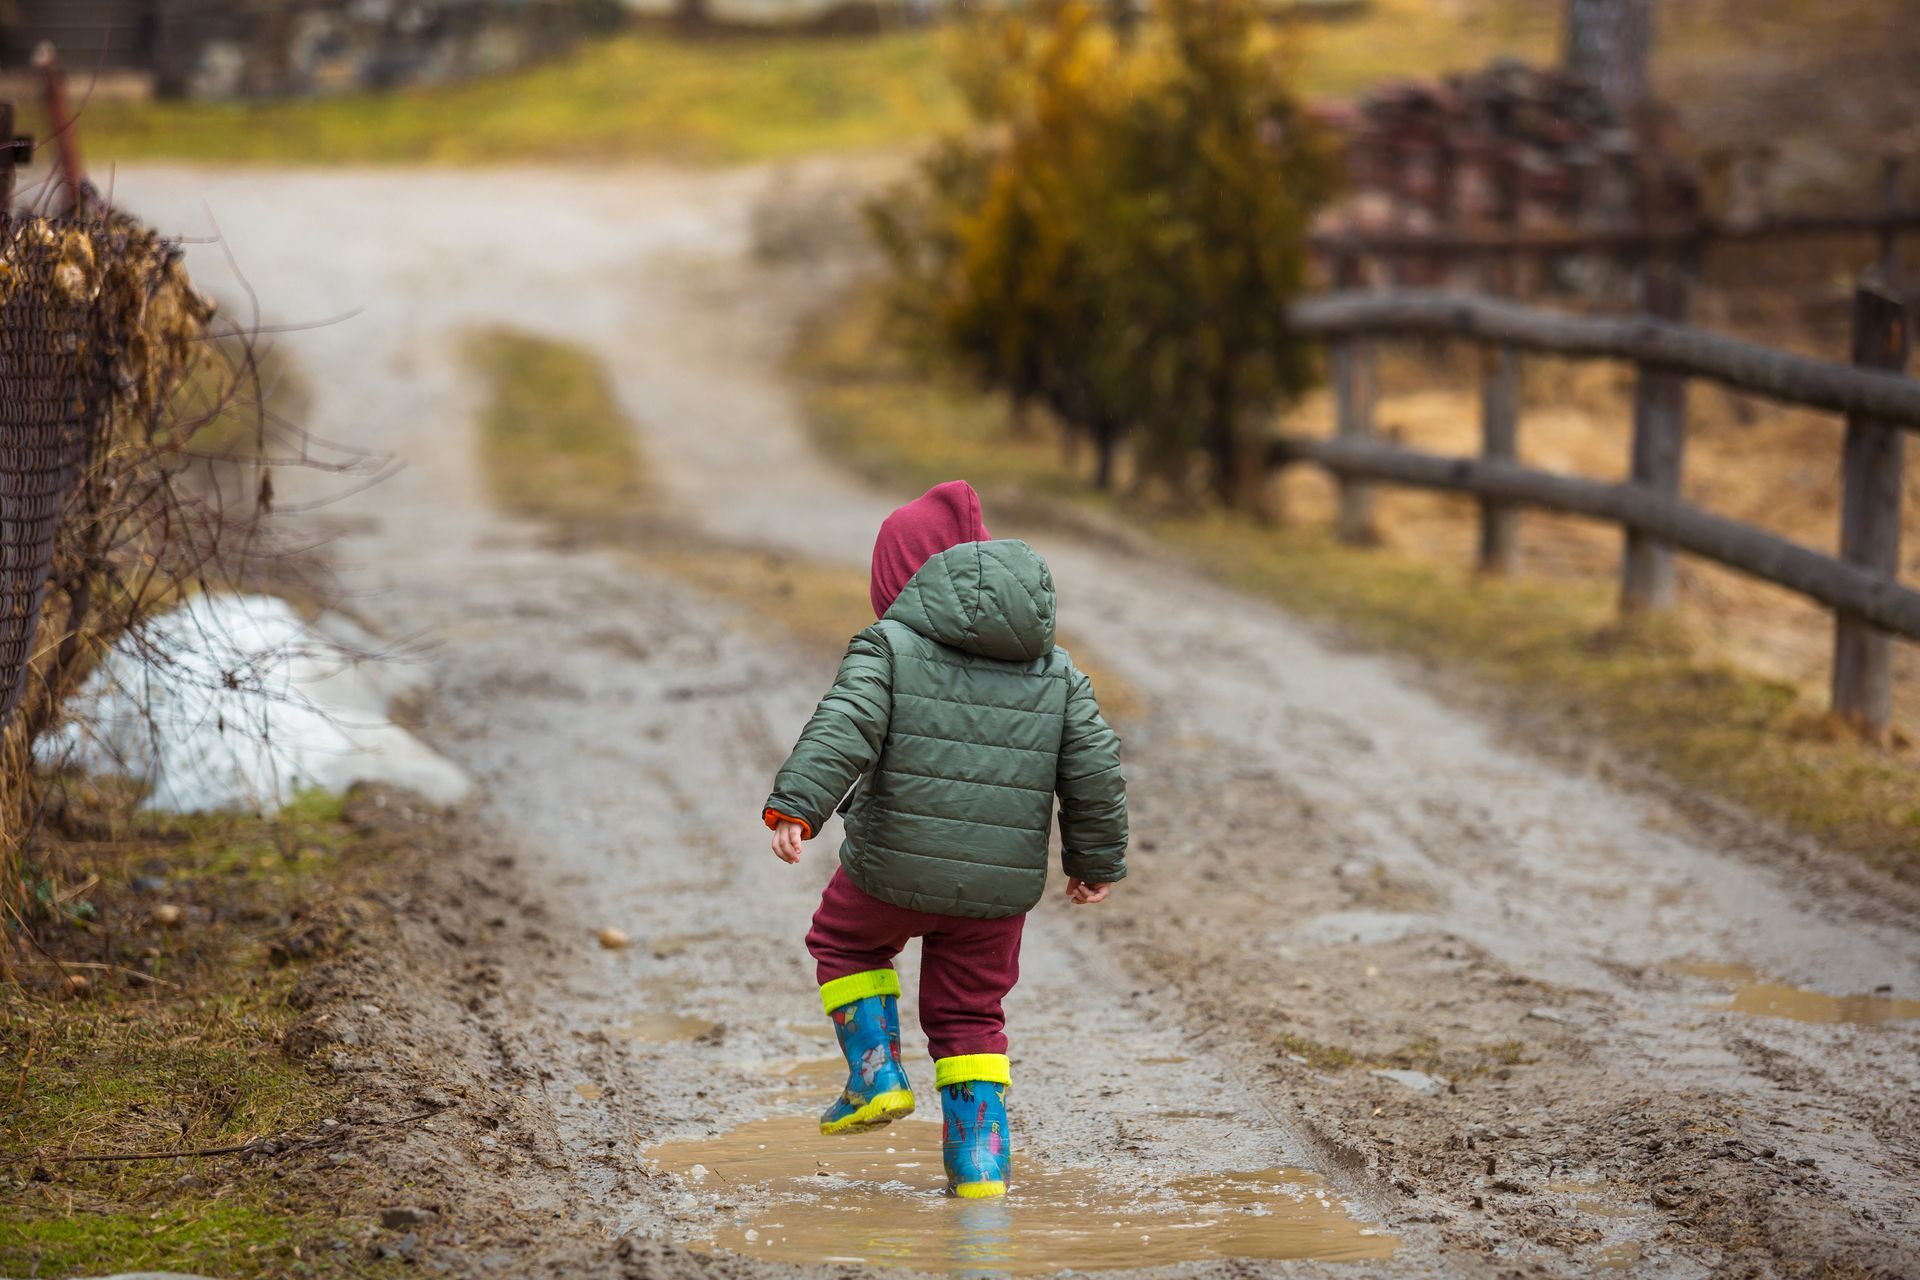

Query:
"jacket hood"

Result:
[[870, 481, 992, 618], [882, 540, 1057, 662]]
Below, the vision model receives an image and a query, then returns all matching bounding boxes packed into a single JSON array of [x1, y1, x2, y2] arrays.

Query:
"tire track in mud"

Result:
[[113, 162, 1920, 1277]]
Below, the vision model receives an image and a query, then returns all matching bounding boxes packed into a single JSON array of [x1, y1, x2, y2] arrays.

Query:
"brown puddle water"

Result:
[[1672, 963, 1920, 1026], [617, 1013, 721, 1041], [647, 1113, 1397, 1272]]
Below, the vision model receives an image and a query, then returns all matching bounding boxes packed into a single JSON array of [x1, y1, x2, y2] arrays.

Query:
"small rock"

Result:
[[382, 1206, 434, 1229], [130, 875, 169, 893], [1369, 1069, 1445, 1093], [597, 927, 633, 951], [1526, 1007, 1573, 1025], [151, 903, 184, 927]]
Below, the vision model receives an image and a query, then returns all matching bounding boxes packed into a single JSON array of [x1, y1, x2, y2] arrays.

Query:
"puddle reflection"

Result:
[[1672, 962, 1920, 1025], [648, 1113, 1397, 1272]]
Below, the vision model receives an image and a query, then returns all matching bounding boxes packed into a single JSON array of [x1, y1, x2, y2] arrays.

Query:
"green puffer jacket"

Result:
[[764, 540, 1128, 918]]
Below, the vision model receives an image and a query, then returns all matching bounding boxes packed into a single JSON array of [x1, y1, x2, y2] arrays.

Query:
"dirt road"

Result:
[[110, 163, 1920, 1277]]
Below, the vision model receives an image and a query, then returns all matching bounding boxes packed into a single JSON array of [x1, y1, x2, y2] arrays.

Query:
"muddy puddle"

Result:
[[648, 1105, 1397, 1273], [617, 1013, 721, 1041], [1672, 962, 1920, 1026]]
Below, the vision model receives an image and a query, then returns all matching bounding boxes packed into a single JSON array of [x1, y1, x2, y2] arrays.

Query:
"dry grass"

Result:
[[792, 288, 1920, 880], [1274, 319, 1920, 733]]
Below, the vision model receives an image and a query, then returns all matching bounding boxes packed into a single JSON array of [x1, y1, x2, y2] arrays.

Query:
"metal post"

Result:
[[1619, 263, 1691, 613], [1831, 280, 1910, 740], [33, 45, 86, 216]]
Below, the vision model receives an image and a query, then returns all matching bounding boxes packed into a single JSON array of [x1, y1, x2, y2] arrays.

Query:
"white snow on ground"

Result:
[[41, 593, 472, 814]]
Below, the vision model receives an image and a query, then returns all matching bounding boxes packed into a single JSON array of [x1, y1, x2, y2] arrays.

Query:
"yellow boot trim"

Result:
[[820, 1088, 916, 1135], [934, 1053, 1011, 1088], [953, 1180, 1008, 1199], [820, 969, 901, 1015]]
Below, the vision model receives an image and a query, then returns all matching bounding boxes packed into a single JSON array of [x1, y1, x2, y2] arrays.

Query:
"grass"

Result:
[[1, 786, 413, 1279], [791, 291, 1920, 881], [23, 0, 1906, 179], [466, 327, 647, 529], [42, 31, 960, 168], [39, 5, 1558, 169]]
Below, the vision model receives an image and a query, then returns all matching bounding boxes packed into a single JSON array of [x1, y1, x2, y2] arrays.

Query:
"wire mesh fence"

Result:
[[0, 218, 96, 733], [0, 204, 225, 929]]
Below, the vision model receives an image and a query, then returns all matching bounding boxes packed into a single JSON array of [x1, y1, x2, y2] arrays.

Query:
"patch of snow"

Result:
[[1369, 1069, 1447, 1093], [40, 593, 471, 814]]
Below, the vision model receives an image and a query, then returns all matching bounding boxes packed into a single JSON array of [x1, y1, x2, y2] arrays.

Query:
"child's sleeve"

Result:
[[762, 627, 895, 839], [1055, 664, 1128, 883]]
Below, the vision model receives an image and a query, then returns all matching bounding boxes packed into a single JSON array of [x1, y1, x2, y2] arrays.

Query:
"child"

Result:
[[762, 480, 1128, 1198]]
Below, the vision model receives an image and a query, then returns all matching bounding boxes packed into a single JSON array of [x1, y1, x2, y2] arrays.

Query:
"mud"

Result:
[[102, 162, 1920, 1277]]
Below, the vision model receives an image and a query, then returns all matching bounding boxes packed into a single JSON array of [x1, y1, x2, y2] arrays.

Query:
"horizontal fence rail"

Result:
[[1287, 289, 1920, 428], [1267, 436, 1920, 641], [1272, 275, 1917, 739]]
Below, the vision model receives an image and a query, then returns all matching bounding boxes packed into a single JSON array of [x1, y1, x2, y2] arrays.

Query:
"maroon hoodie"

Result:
[[869, 481, 992, 619]]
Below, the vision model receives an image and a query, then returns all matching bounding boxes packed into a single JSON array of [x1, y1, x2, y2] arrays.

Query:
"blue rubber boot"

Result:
[[819, 970, 915, 1135], [937, 1054, 1011, 1197]]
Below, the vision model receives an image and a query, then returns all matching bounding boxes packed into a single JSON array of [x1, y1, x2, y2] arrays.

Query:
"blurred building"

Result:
[[0, 0, 598, 99]]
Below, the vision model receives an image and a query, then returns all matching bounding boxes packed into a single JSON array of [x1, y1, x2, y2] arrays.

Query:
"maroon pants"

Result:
[[806, 867, 1026, 1061]]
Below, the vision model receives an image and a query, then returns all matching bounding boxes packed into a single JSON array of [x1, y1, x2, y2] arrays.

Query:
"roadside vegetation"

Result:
[[46, 32, 959, 167], [0, 786, 418, 1279], [832, 0, 1920, 878], [43, 1, 1560, 169], [795, 287, 1920, 880]]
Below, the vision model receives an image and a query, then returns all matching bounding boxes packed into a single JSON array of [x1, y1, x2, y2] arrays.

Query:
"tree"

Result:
[[870, 0, 1336, 504], [1563, 0, 1654, 114]]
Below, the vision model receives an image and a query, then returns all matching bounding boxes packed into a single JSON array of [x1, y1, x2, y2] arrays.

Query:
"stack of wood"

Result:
[[1317, 58, 1699, 288]]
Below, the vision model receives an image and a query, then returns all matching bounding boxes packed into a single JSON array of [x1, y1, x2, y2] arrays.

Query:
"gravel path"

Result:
[[107, 162, 1920, 1277]]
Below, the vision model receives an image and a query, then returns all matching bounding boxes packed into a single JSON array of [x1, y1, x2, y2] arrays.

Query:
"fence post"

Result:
[[1477, 344, 1520, 573], [1477, 205, 1521, 575], [1831, 280, 1910, 740], [1619, 263, 1691, 613], [1331, 255, 1377, 544]]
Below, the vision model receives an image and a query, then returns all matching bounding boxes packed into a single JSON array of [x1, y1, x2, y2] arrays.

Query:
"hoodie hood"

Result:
[[870, 481, 992, 619], [882, 540, 1057, 662]]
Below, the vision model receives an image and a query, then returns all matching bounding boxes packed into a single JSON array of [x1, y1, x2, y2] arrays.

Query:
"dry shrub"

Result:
[[0, 201, 318, 954]]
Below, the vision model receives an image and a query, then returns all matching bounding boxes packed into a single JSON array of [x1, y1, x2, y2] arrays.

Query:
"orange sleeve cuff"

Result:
[[763, 808, 814, 839]]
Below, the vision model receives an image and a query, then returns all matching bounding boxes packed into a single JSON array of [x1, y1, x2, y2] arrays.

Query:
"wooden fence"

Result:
[[1270, 276, 1916, 739]]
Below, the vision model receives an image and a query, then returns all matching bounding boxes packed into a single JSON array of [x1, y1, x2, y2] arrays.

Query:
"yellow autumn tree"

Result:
[[871, 0, 1337, 501]]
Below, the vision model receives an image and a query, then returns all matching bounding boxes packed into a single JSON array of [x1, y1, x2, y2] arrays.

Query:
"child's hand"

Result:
[[1066, 878, 1110, 905], [771, 820, 805, 865]]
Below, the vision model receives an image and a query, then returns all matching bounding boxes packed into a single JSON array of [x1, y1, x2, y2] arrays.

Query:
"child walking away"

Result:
[[763, 480, 1128, 1198]]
